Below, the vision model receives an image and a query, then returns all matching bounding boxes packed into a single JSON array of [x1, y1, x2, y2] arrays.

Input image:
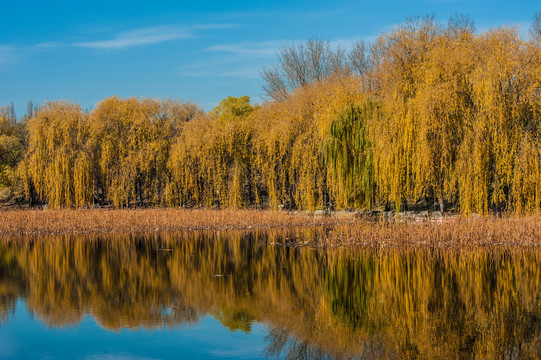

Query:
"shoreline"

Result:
[[0, 208, 355, 237], [0, 208, 539, 249]]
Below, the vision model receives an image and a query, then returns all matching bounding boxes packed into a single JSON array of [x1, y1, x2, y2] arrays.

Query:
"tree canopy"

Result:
[[3, 14, 541, 213]]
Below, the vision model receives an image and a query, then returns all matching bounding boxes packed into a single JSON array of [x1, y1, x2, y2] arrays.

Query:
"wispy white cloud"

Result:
[[34, 41, 63, 48], [206, 40, 286, 58], [194, 37, 379, 80], [86, 354, 159, 360], [182, 34, 380, 81], [73, 24, 236, 50], [422, 0, 467, 3], [179, 41, 285, 78], [0, 46, 17, 72], [206, 35, 379, 59], [219, 66, 262, 79], [329, 35, 379, 49], [73, 26, 192, 49], [179, 62, 261, 79]]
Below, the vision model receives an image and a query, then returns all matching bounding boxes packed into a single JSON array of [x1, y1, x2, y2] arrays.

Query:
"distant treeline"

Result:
[[1, 14, 541, 213]]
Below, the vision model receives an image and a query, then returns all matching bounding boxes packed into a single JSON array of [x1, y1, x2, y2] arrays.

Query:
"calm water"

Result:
[[0, 230, 540, 359]]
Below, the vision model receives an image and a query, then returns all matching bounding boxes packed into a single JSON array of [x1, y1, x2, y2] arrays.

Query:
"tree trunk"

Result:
[[439, 200, 445, 213]]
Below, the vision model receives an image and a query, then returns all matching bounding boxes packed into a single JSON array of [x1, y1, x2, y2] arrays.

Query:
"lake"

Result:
[[0, 229, 540, 359]]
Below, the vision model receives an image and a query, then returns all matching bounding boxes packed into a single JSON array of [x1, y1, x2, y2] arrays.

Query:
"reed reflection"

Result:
[[0, 230, 539, 359]]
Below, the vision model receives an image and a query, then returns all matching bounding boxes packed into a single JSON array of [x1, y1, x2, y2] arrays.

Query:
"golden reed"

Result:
[[0, 208, 353, 236], [0, 209, 539, 248], [317, 215, 541, 248]]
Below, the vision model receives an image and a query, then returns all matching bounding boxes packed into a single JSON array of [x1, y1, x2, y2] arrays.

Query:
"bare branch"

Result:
[[260, 39, 349, 101]]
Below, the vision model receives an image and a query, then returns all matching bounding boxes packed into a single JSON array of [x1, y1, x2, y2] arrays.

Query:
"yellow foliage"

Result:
[[252, 76, 364, 210], [1, 232, 540, 358], [168, 96, 257, 208], [13, 17, 541, 213], [369, 20, 541, 213], [91, 97, 169, 206], [21, 101, 91, 208]]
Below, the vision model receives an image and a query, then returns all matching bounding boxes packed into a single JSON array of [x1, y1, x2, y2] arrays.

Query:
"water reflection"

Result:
[[0, 230, 540, 359]]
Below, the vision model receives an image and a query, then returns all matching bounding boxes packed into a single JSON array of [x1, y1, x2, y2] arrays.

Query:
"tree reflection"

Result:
[[0, 230, 539, 359]]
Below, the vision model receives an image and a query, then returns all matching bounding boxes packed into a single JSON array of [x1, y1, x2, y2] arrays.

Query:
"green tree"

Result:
[[323, 102, 376, 209]]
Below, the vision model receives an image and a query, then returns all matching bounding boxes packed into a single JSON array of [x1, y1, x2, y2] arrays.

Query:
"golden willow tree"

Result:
[[0, 106, 24, 190], [456, 28, 541, 213], [90, 97, 199, 207], [12, 13, 541, 213], [253, 76, 364, 210], [20, 101, 92, 208], [368, 16, 444, 211], [19, 98, 200, 208], [366, 15, 541, 213], [168, 96, 257, 208], [407, 18, 476, 212]]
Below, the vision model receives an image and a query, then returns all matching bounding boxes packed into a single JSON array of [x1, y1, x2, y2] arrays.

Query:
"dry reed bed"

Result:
[[1, 209, 540, 249], [312, 215, 541, 249], [0, 208, 354, 236]]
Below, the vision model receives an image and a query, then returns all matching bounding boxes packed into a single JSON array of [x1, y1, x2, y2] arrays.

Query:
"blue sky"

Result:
[[1, 0, 539, 115]]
